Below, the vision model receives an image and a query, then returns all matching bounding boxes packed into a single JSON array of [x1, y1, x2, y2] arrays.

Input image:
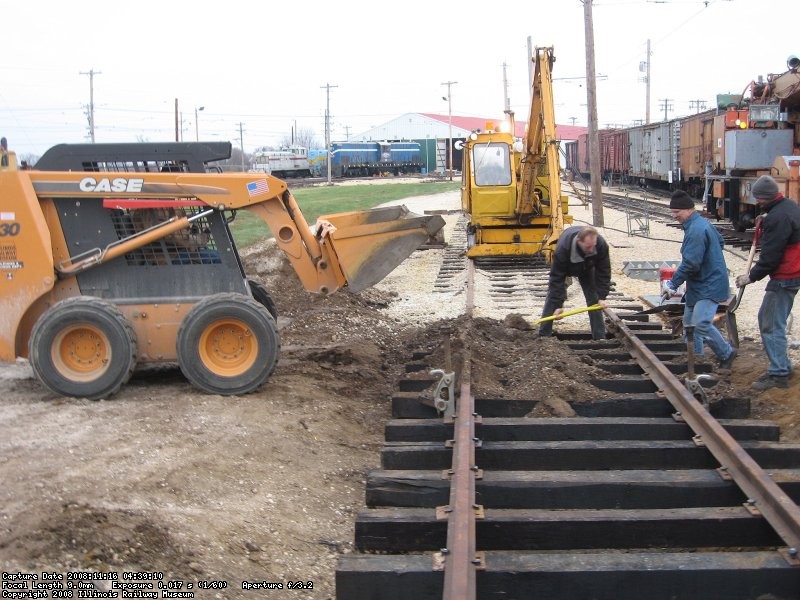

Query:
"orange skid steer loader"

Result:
[[0, 143, 444, 399]]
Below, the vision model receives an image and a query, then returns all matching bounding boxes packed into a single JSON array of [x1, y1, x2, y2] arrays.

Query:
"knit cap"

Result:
[[751, 175, 779, 200], [669, 191, 694, 209]]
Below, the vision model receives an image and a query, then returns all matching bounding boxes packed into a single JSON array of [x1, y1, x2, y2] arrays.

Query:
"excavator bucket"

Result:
[[320, 205, 445, 292]]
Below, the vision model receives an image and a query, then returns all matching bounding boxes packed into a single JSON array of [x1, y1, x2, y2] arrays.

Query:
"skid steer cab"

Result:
[[0, 142, 444, 400]]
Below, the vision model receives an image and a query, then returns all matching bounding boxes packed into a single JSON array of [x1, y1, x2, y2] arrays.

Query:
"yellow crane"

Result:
[[461, 46, 571, 262]]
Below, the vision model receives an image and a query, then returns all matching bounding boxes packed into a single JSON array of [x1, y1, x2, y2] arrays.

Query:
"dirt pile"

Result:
[[407, 314, 611, 404]]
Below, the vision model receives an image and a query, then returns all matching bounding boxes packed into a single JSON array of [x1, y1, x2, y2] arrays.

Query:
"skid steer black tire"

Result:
[[247, 279, 278, 320], [29, 296, 137, 400], [176, 293, 280, 395]]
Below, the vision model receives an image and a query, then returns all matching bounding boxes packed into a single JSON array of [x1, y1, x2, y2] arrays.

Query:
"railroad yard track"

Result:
[[573, 188, 758, 251], [336, 251, 800, 599]]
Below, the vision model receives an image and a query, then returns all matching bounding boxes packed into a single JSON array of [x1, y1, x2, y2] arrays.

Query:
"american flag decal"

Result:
[[247, 179, 269, 197]]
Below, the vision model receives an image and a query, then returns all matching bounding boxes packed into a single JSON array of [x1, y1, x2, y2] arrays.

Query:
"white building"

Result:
[[349, 112, 587, 173]]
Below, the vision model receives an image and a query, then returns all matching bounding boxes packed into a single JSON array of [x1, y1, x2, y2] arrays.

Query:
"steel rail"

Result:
[[607, 309, 800, 556], [441, 260, 479, 599]]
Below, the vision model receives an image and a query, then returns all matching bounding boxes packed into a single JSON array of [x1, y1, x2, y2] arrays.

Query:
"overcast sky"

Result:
[[1, 0, 795, 158]]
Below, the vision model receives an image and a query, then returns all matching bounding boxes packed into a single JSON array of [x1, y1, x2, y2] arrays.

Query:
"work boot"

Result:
[[751, 374, 789, 391], [718, 348, 737, 370]]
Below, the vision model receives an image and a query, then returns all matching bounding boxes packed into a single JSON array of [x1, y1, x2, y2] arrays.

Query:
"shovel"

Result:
[[726, 218, 762, 349], [532, 303, 603, 326]]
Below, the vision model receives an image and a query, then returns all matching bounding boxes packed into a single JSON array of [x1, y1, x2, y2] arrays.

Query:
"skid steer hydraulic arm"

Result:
[[19, 169, 443, 295]]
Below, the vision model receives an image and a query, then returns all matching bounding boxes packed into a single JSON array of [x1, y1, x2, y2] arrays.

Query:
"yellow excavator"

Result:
[[461, 46, 571, 261], [0, 142, 444, 399]]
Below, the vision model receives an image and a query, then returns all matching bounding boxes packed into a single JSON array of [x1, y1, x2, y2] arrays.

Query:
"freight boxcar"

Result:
[[678, 109, 716, 197], [564, 133, 589, 179], [564, 130, 629, 184], [628, 120, 680, 186], [564, 138, 580, 178], [599, 129, 629, 184]]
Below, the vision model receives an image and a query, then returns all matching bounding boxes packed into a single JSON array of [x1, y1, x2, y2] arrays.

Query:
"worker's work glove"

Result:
[[553, 308, 565, 320], [735, 274, 752, 288], [662, 280, 678, 298]]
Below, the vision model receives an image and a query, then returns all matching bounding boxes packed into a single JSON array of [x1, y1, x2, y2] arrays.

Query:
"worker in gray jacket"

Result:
[[735, 175, 800, 391]]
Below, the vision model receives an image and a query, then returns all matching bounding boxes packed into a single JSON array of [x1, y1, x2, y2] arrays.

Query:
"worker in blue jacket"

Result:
[[663, 190, 736, 368]]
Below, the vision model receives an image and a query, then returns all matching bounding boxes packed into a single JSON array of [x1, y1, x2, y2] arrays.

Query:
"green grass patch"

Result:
[[229, 180, 460, 249]]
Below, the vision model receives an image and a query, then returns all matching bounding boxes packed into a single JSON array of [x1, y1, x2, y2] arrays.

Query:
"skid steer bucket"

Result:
[[320, 205, 445, 292]]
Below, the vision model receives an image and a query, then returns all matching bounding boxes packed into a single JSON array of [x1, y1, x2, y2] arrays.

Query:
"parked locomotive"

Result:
[[564, 55, 800, 231], [330, 141, 423, 177], [250, 145, 312, 178]]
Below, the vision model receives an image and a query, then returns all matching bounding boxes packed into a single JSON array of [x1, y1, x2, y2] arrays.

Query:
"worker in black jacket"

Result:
[[539, 225, 611, 339], [735, 175, 800, 391]]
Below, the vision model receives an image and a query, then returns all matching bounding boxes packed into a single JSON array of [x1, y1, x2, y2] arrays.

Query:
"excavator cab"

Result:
[[460, 47, 571, 261], [0, 142, 444, 399]]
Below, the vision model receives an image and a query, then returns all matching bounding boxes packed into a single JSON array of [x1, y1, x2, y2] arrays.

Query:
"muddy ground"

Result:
[[1, 236, 798, 600]]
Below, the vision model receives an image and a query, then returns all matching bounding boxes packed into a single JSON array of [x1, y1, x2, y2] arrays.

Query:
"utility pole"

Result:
[[645, 39, 651, 124], [441, 80, 457, 181], [527, 36, 534, 105], [80, 68, 101, 143], [195, 106, 204, 141], [237, 122, 246, 171], [321, 83, 338, 184], [689, 100, 707, 113], [569, 116, 578, 126], [582, 0, 604, 227], [343, 125, 351, 141], [174, 99, 179, 142], [659, 98, 674, 121], [502, 62, 511, 113]]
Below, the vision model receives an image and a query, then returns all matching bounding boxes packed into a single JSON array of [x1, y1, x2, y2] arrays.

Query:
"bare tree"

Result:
[[20, 153, 40, 167], [215, 147, 251, 172], [280, 127, 319, 149]]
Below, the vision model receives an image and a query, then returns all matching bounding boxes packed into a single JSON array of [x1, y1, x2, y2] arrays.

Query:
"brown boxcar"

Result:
[[679, 109, 716, 196], [599, 129, 629, 182]]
